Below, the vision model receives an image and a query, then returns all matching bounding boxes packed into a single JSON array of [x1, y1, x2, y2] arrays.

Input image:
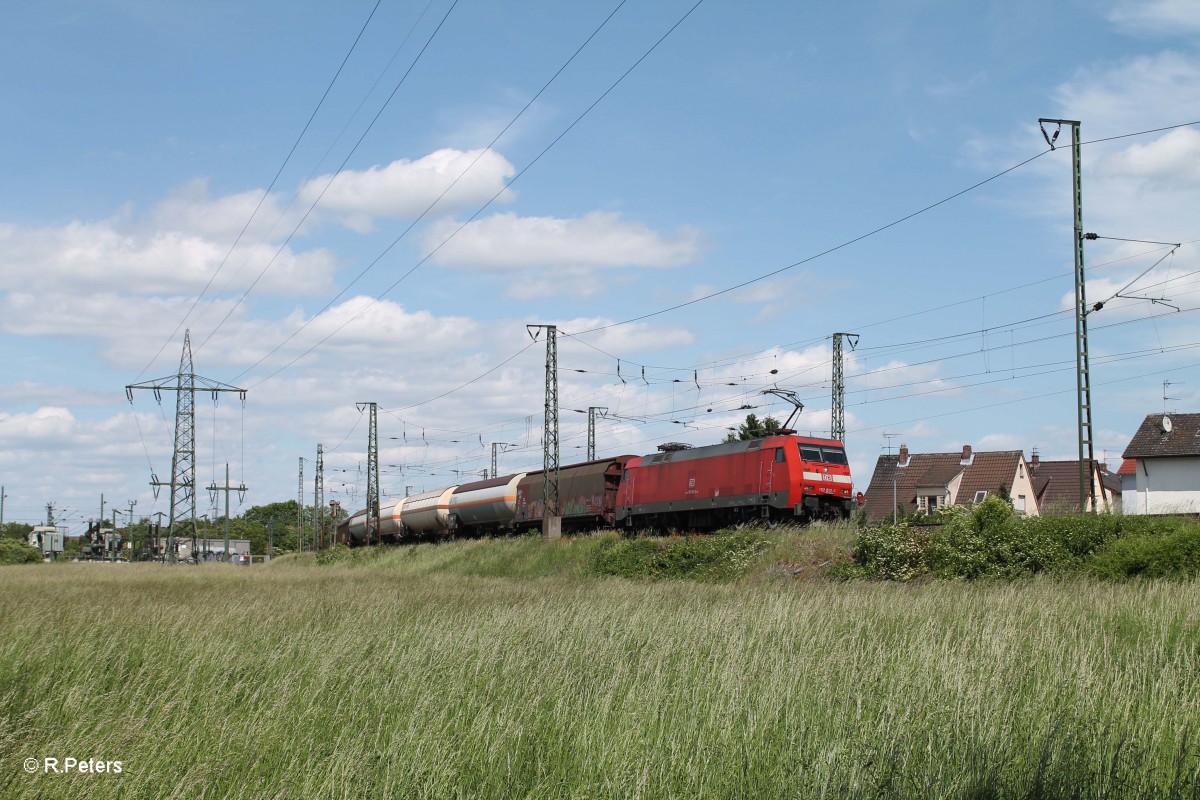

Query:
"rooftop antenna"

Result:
[[1164, 380, 1183, 413]]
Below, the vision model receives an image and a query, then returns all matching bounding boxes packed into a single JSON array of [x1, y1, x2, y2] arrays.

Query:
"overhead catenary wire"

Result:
[[136, 0, 387, 380], [234, 1, 703, 389], [572, 120, 1200, 337], [199, 0, 464, 358]]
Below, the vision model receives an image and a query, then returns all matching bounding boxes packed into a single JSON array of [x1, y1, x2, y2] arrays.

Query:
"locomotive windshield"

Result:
[[799, 444, 848, 465]]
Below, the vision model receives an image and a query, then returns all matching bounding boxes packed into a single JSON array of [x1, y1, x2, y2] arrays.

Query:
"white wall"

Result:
[[1123, 458, 1200, 514]]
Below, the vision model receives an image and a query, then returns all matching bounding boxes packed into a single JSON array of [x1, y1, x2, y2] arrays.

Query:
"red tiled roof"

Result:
[[1031, 460, 1092, 513], [861, 449, 1022, 522], [1117, 458, 1136, 475]]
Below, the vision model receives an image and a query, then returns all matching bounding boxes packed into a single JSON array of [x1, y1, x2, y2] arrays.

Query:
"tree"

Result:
[[723, 413, 783, 443], [0, 522, 34, 542]]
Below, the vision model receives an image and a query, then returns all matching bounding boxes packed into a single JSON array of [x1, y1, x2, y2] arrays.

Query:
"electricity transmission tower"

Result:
[[357, 403, 379, 545], [314, 443, 324, 550], [1039, 118, 1094, 512], [126, 330, 245, 562], [527, 325, 560, 539], [297, 457, 306, 552], [831, 333, 858, 443]]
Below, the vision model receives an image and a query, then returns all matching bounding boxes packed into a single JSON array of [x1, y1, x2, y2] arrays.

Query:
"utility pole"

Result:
[[207, 464, 246, 562], [491, 442, 500, 479], [297, 457, 306, 552], [587, 406, 608, 461], [357, 402, 380, 545], [527, 325, 560, 539], [1039, 118, 1093, 512], [98, 494, 106, 539], [314, 443, 324, 551], [111, 508, 122, 562], [126, 330, 246, 562], [831, 333, 859, 443], [0, 486, 6, 527], [127, 499, 137, 561]]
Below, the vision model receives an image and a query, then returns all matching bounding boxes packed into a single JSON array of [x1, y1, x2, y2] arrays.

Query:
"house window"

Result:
[[973, 490, 987, 504], [917, 495, 939, 512], [1017, 495, 1026, 512]]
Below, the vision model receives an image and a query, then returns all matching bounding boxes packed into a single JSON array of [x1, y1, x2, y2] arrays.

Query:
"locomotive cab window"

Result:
[[820, 447, 848, 465], [799, 446, 822, 461], [774, 447, 785, 463]]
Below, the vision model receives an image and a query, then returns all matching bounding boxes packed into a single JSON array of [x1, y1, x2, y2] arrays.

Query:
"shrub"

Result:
[[1087, 527, 1200, 579], [0, 539, 42, 565], [845, 522, 931, 581], [587, 530, 770, 581]]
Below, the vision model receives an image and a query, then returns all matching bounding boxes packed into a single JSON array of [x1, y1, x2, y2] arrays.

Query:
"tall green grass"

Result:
[[1, 558, 1196, 798]]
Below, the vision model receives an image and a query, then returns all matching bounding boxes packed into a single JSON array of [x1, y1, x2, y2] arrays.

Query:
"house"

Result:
[[1028, 452, 1121, 514], [1121, 413, 1200, 514], [862, 445, 1038, 523]]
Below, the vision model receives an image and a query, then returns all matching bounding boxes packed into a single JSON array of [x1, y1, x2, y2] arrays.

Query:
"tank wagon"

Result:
[[339, 456, 636, 544], [338, 435, 852, 544]]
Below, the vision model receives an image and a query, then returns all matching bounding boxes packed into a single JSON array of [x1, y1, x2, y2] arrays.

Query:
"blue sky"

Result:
[[2, 0, 1199, 531]]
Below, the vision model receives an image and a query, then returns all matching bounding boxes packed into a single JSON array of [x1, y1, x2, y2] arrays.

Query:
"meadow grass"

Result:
[[1, 545, 1197, 799]]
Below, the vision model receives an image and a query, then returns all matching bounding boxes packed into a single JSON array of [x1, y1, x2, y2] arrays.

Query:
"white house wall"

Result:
[[1125, 458, 1200, 514]]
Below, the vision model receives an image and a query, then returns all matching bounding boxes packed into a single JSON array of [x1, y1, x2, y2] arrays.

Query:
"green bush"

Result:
[[587, 530, 770, 581], [0, 538, 42, 565], [843, 522, 931, 581], [1087, 527, 1200, 579]]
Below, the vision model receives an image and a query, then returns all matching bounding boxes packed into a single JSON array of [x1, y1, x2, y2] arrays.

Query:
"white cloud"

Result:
[[1107, 0, 1200, 36], [422, 211, 704, 271], [0, 220, 336, 299], [152, 178, 299, 242], [0, 406, 76, 445], [1092, 127, 1200, 189], [301, 148, 516, 232], [1054, 51, 1200, 132]]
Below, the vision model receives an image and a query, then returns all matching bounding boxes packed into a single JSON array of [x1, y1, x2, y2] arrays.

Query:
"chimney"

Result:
[[898, 444, 909, 465], [1031, 448, 1040, 470], [961, 444, 973, 465]]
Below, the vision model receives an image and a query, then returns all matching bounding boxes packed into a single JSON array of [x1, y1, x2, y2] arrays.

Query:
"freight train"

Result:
[[339, 433, 853, 544]]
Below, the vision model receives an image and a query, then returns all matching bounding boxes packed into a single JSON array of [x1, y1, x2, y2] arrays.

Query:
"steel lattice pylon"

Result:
[[357, 403, 379, 544], [297, 457, 305, 552], [526, 324, 560, 537], [831, 332, 858, 443], [126, 330, 245, 562], [314, 443, 324, 550]]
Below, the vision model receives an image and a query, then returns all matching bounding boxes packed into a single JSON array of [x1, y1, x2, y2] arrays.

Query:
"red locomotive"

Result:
[[614, 434, 853, 530], [339, 435, 853, 542]]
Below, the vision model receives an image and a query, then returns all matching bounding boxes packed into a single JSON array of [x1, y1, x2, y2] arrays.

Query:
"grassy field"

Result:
[[1, 535, 1198, 799]]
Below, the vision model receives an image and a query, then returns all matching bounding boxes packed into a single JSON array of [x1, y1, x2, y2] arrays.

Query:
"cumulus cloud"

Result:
[[422, 211, 704, 271], [0, 407, 77, 445], [1092, 127, 1200, 189], [301, 148, 516, 232], [0, 220, 336, 299], [1054, 51, 1200, 132]]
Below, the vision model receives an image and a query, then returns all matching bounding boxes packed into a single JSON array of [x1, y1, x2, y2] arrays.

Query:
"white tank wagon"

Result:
[[345, 509, 368, 543], [344, 497, 407, 543], [399, 486, 458, 536], [448, 473, 527, 532]]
